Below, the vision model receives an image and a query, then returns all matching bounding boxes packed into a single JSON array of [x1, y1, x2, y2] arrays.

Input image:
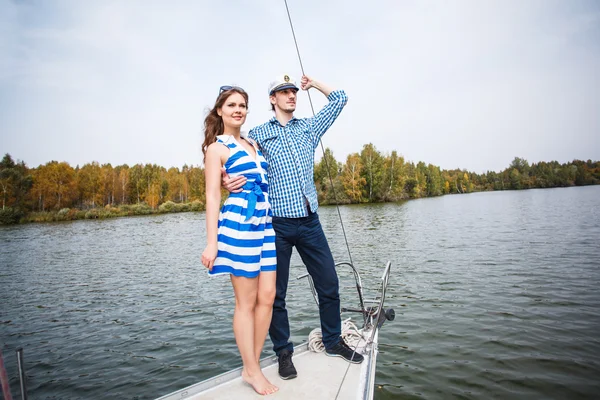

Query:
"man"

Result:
[[223, 74, 363, 380]]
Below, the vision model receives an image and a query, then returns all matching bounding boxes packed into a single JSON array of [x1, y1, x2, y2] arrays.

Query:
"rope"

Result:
[[282, 2, 364, 398], [307, 318, 365, 353], [283, 0, 354, 267]]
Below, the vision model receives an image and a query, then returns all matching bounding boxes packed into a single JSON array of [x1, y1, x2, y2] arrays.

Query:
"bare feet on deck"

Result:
[[242, 368, 279, 395]]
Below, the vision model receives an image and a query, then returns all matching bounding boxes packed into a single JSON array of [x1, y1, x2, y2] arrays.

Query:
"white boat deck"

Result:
[[156, 264, 391, 400], [157, 343, 373, 400]]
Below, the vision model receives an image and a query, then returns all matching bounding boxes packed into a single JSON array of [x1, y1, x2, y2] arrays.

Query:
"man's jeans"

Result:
[[268, 212, 341, 355]]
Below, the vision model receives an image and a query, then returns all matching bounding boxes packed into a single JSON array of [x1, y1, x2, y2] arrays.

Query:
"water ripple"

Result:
[[1, 187, 600, 399]]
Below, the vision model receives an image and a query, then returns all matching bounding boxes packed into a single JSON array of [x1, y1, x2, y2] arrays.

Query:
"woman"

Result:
[[201, 86, 278, 395]]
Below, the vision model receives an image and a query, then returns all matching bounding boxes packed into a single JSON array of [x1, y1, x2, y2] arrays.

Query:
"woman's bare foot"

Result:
[[242, 368, 279, 395]]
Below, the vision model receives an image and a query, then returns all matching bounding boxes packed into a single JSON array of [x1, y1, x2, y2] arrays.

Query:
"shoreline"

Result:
[[2, 184, 598, 225]]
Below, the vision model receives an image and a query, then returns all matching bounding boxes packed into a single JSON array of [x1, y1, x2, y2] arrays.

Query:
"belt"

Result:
[[242, 181, 268, 221]]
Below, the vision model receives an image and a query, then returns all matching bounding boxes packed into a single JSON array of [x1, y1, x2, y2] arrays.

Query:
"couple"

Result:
[[201, 74, 363, 396]]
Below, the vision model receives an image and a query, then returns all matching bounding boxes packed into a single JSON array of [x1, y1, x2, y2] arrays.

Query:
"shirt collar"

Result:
[[216, 134, 233, 143], [217, 133, 248, 143], [269, 116, 298, 127]]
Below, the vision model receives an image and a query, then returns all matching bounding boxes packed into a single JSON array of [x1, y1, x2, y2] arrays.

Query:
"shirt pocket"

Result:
[[260, 131, 283, 160]]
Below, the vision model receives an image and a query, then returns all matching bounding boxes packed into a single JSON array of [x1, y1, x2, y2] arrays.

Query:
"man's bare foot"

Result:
[[242, 368, 279, 395]]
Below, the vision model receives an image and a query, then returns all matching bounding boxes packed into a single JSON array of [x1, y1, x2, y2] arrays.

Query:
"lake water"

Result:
[[1, 186, 599, 399]]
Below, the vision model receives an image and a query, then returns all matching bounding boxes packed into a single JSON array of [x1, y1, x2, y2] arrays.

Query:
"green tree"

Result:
[[360, 143, 385, 202], [0, 154, 17, 209], [314, 148, 344, 204], [413, 162, 428, 197], [509, 168, 522, 190], [102, 163, 115, 206], [381, 151, 406, 201], [0, 154, 33, 210], [128, 164, 145, 204], [426, 164, 443, 196], [509, 157, 531, 188]]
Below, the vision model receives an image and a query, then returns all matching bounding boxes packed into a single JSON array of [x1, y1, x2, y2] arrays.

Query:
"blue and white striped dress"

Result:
[[209, 134, 277, 278]]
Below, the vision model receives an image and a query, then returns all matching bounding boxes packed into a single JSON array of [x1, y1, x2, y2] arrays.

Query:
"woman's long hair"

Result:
[[202, 88, 249, 161]]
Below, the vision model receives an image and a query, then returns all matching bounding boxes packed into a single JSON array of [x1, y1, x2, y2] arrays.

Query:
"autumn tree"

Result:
[[102, 163, 115, 206], [2, 148, 600, 225], [77, 162, 104, 208], [165, 167, 185, 202], [186, 166, 205, 201], [342, 153, 366, 203], [29, 161, 77, 210], [381, 151, 406, 201], [114, 165, 130, 205], [314, 148, 344, 204]]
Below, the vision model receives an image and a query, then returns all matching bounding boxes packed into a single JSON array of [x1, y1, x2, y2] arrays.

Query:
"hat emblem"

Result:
[[284, 75, 290, 82]]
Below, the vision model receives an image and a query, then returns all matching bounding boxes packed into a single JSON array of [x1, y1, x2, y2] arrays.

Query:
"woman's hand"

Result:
[[201, 243, 218, 271]]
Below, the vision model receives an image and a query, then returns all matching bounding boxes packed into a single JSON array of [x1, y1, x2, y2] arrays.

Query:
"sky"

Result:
[[1, 0, 599, 173]]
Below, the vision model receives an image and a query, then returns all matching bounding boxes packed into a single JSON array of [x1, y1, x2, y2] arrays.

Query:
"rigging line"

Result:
[[283, 0, 354, 266], [283, 2, 363, 398], [334, 337, 366, 400]]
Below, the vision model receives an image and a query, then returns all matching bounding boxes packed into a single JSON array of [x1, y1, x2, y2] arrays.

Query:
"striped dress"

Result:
[[208, 134, 277, 278]]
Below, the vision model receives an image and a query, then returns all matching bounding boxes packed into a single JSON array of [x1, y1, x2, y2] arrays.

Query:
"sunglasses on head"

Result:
[[219, 85, 245, 95]]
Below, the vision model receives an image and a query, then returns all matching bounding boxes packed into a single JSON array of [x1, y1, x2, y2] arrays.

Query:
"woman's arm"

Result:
[[201, 143, 226, 271]]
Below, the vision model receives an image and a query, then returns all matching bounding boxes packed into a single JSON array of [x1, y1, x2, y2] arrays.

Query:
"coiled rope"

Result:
[[308, 318, 365, 353]]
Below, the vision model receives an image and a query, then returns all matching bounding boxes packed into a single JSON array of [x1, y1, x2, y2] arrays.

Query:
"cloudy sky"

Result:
[[1, 0, 599, 173]]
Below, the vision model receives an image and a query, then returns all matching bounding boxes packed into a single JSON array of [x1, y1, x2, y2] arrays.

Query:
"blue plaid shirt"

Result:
[[249, 90, 348, 218]]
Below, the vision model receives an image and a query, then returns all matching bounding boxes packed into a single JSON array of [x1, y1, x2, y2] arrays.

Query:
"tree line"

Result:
[[1, 145, 598, 224], [315, 146, 600, 204]]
